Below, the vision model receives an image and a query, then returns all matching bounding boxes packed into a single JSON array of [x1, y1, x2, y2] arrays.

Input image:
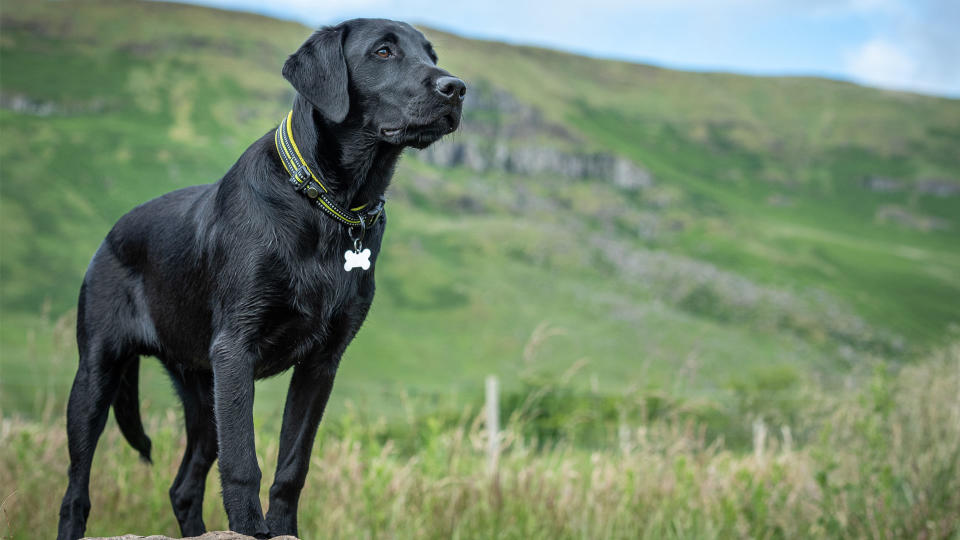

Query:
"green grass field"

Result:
[[1, 0, 959, 537], [3, 345, 959, 538]]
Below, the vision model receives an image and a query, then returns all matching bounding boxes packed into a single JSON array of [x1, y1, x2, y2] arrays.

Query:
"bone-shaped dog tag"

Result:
[[343, 248, 371, 272]]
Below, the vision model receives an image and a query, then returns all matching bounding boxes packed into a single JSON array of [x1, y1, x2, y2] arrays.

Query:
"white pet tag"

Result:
[[343, 248, 371, 271]]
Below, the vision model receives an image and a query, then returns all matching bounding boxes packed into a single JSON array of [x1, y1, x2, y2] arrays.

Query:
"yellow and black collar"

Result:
[[274, 111, 384, 229]]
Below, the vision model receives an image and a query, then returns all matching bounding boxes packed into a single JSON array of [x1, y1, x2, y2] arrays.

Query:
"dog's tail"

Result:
[[113, 357, 152, 464]]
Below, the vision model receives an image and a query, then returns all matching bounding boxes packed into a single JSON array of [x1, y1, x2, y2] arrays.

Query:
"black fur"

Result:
[[56, 19, 464, 540]]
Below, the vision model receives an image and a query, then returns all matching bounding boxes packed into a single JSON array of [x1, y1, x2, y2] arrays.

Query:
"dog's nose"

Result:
[[435, 76, 466, 103]]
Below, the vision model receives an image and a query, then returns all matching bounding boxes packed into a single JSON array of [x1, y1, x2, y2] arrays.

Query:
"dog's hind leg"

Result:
[[168, 369, 218, 537], [58, 246, 158, 540], [56, 334, 134, 540]]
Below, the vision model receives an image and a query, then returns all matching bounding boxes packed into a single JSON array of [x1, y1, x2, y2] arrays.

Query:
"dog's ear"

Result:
[[283, 26, 349, 123]]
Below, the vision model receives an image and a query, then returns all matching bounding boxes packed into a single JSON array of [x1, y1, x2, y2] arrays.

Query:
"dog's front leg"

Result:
[[265, 360, 337, 536], [210, 334, 270, 538]]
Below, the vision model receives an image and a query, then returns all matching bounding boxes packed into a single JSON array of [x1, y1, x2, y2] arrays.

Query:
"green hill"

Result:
[[2, 0, 959, 419]]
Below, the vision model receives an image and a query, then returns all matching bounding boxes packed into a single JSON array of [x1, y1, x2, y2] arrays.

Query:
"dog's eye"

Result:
[[375, 47, 392, 59]]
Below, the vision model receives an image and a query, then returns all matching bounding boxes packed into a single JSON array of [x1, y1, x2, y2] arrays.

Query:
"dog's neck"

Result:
[[290, 95, 402, 208]]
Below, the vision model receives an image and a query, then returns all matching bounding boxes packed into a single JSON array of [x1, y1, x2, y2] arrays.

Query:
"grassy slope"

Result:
[[430, 28, 960, 341], [2, 0, 959, 420]]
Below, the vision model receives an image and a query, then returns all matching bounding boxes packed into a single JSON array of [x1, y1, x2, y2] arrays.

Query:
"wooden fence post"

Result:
[[486, 375, 499, 474]]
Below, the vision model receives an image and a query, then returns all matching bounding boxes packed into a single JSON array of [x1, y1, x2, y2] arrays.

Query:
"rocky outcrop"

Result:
[[916, 178, 960, 197], [83, 532, 298, 540], [415, 81, 652, 190], [419, 140, 652, 189], [875, 205, 951, 231], [862, 176, 904, 193], [0, 92, 107, 116], [862, 175, 959, 197]]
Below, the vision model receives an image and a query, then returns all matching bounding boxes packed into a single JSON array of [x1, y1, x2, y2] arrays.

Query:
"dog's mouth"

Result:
[[441, 112, 460, 133], [379, 112, 461, 146]]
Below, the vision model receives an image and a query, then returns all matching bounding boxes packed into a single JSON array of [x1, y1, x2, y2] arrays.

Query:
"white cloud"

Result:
[[171, 0, 960, 97], [842, 0, 960, 97], [844, 39, 917, 90], [834, 0, 902, 14], [182, 0, 378, 18]]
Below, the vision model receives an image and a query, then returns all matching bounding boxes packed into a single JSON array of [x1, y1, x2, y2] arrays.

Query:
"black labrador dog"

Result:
[[57, 19, 464, 540]]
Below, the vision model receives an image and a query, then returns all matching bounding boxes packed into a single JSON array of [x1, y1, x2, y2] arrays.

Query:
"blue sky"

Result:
[[178, 0, 959, 97]]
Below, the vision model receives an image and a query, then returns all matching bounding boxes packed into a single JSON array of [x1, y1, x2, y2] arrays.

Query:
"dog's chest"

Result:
[[244, 214, 386, 378], [251, 258, 375, 378]]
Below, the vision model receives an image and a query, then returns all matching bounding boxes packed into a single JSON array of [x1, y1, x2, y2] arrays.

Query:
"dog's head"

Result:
[[283, 18, 465, 150]]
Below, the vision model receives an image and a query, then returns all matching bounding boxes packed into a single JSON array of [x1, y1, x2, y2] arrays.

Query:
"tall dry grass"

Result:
[[2, 346, 958, 539]]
